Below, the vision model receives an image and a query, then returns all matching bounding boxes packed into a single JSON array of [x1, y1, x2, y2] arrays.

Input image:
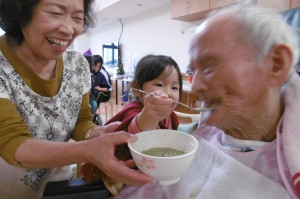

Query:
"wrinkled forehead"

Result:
[[189, 14, 243, 60]]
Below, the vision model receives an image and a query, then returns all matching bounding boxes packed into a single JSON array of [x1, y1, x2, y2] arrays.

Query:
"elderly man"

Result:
[[116, 5, 300, 199]]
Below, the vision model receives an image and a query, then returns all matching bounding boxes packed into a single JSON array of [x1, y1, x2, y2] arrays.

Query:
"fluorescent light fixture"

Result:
[[94, 0, 121, 12], [0, 28, 5, 36]]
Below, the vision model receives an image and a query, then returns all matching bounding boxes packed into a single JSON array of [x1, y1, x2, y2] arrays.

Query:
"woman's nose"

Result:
[[58, 17, 75, 35]]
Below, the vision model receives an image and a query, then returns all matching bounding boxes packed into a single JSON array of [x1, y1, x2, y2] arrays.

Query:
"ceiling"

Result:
[[92, 0, 171, 29], [1, 1, 171, 35]]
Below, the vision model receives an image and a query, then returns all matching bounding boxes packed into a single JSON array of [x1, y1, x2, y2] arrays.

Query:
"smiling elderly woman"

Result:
[[0, 0, 151, 198], [115, 5, 300, 199]]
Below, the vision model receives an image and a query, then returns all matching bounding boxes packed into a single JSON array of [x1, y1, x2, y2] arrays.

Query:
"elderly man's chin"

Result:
[[200, 109, 218, 126]]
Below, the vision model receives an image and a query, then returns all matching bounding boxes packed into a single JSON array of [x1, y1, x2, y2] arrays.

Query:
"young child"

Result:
[[80, 55, 183, 196]]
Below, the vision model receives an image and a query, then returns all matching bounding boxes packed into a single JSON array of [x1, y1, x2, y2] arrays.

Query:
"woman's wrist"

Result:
[[84, 126, 96, 140]]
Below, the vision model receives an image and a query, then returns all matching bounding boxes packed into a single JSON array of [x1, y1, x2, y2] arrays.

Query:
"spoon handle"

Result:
[[132, 88, 214, 112]]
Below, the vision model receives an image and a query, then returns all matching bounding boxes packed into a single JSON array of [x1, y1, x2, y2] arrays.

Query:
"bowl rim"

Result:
[[127, 129, 199, 159]]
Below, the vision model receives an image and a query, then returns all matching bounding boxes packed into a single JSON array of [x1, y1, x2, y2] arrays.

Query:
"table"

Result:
[[111, 77, 133, 105]]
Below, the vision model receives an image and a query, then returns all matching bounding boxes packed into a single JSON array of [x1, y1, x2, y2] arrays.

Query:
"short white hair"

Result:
[[207, 5, 300, 73]]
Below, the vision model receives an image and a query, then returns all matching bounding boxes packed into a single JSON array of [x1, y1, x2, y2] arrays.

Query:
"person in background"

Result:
[[84, 54, 98, 115], [0, 0, 152, 198], [115, 5, 300, 199], [91, 54, 112, 124], [100, 59, 112, 88], [80, 54, 183, 196]]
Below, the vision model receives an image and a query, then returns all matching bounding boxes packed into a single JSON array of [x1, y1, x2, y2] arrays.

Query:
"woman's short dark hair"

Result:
[[134, 54, 183, 98], [0, 0, 95, 44]]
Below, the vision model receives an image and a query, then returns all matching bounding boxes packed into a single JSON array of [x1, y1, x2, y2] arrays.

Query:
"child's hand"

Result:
[[142, 91, 175, 122]]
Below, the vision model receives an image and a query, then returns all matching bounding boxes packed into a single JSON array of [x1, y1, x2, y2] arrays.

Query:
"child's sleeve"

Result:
[[127, 115, 141, 134]]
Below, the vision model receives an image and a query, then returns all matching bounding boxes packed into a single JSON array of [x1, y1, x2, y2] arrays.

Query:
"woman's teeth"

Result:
[[47, 38, 68, 47]]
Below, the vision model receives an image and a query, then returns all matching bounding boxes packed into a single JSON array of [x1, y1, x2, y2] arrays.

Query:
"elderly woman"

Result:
[[0, 0, 151, 198], [116, 5, 300, 199]]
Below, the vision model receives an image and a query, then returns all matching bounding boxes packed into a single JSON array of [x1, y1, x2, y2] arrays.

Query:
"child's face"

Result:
[[141, 66, 180, 102]]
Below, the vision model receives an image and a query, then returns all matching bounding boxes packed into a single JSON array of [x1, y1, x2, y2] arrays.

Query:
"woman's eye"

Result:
[[172, 87, 179, 90], [73, 15, 84, 22], [74, 17, 83, 20], [51, 12, 63, 16]]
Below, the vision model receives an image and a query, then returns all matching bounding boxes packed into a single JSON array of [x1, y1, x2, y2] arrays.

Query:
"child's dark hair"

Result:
[[93, 55, 103, 66], [134, 54, 183, 97]]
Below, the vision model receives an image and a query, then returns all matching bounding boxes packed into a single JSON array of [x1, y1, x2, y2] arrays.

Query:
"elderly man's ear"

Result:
[[268, 44, 293, 86]]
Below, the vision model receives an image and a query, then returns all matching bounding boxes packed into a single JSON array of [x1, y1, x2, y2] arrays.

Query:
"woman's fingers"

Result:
[[90, 122, 121, 139], [89, 132, 153, 186], [103, 158, 153, 186], [103, 121, 122, 132], [107, 131, 137, 145]]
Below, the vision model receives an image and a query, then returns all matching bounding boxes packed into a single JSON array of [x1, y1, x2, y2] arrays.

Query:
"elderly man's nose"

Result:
[[191, 73, 207, 93]]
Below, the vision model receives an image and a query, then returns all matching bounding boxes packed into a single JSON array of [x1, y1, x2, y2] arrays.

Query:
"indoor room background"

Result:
[[73, 2, 202, 76]]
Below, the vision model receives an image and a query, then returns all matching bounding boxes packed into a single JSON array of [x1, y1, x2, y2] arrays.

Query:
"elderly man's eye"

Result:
[[203, 66, 214, 74]]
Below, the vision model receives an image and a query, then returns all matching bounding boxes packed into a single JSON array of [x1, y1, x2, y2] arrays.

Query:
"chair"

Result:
[[94, 88, 113, 125], [175, 111, 199, 123], [175, 111, 200, 134]]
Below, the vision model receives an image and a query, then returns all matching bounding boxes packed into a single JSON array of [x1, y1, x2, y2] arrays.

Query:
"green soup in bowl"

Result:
[[142, 147, 186, 157], [128, 129, 199, 185]]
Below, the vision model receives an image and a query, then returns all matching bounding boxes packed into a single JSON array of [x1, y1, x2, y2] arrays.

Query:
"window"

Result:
[[103, 42, 119, 67]]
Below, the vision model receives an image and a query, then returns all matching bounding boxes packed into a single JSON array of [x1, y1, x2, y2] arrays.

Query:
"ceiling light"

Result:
[[0, 28, 5, 36]]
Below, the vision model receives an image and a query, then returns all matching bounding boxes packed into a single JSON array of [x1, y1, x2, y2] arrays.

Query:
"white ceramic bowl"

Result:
[[128, 129, 199, 185]]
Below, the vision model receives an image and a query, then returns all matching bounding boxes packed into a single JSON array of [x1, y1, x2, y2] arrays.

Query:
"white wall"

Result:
[[74, 32, 90, 53], [75, 5, 203, 75]]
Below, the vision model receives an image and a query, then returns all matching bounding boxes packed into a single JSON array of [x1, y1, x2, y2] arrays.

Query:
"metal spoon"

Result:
[[132, 88, 215, 112]]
